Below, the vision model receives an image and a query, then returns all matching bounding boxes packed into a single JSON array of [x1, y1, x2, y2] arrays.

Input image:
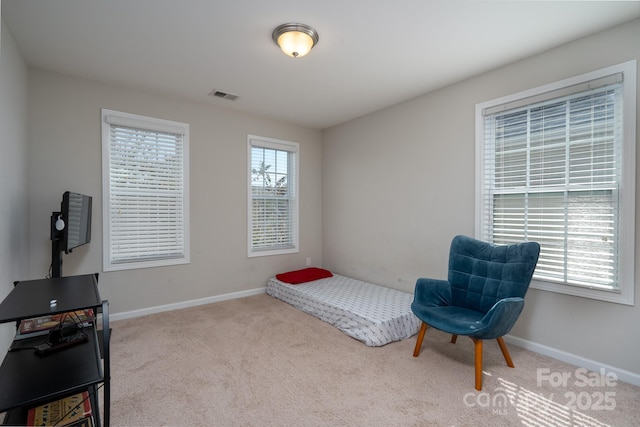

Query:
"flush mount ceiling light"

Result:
[[272, 23, 319, 58]]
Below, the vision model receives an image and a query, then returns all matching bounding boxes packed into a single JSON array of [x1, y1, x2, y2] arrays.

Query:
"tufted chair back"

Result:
[[448, 235, 540, 314]]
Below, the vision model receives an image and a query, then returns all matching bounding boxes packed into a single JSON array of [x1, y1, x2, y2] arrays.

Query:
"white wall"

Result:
[[25, 69, 323, 314], [323, 19, 640, 377], [0, 17, 29, 351]]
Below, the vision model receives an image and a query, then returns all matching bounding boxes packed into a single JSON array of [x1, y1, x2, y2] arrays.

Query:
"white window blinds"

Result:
[[476, 63, 635, 303], [102, 109, 190, 270], [479, 77, 627, 292], [248, 135, 299, 256]]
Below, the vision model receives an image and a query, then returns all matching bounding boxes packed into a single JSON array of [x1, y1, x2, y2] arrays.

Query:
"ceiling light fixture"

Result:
[[272, 23, 319, 58]]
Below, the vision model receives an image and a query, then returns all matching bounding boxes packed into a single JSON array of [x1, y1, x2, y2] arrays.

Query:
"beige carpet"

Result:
[[108, 294, 639, 426]]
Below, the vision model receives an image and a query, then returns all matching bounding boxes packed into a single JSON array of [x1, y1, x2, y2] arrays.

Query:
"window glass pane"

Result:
[[484, 84, 622, 291], [248, 136, 298, 256], [110, 125, 185, 263], [493, 190, 618, 288]]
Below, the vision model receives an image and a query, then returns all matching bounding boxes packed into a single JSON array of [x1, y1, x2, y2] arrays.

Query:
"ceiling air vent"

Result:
[[209, 90, 238, 101]]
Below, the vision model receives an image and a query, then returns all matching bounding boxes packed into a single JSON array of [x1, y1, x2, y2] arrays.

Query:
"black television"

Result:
[[61, 191, 92, 253], [51, 191, 92, 277]]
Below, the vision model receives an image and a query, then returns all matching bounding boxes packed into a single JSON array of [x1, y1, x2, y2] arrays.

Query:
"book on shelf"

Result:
[[27, 391, 92, 427], [17, 309, 95, 337]]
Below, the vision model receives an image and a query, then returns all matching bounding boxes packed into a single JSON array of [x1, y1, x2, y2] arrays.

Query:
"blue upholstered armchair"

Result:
[[411, 235, 540, 390]]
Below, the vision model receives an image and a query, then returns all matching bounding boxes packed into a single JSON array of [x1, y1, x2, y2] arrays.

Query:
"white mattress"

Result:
[[266, 274, 420, 346]]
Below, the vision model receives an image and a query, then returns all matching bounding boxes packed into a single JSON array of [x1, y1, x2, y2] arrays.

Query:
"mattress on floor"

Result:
[[266, 273, 421, 347]]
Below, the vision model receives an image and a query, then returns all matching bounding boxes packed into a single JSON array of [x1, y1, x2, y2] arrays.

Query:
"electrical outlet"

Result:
[[306, 257, 311, 266]]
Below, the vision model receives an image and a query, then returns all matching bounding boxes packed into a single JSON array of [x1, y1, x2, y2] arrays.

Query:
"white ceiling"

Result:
[[3, 0, 639, 130]]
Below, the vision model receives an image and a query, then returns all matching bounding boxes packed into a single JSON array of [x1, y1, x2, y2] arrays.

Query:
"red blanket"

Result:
[[276, 267, 333, 284]]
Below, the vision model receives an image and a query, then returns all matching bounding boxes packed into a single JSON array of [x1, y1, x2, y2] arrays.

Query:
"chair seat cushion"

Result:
[[411, 305, 486, 336]]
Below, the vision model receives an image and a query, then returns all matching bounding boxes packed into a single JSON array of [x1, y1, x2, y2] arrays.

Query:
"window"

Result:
[[248, 135, 299, 257], [476, 61, 636, 305], [101, 109, 190, 271]]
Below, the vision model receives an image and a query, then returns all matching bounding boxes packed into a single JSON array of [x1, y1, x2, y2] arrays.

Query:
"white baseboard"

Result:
[[504, 334, 640, 387], [110, 287, 266, 322]]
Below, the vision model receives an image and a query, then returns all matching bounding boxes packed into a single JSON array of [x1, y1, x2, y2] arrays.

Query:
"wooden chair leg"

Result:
[[472, 338, 483, 391], [413, 322, 428, 357], [496, 336, 514, 368], [450, 334, 458, 344]]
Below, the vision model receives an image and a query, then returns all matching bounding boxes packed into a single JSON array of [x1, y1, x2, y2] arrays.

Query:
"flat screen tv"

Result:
[[61, 191, 93, 253]]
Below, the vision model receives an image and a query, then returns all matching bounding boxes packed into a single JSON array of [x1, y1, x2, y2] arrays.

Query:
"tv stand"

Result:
[[0, 274, 110, 426]]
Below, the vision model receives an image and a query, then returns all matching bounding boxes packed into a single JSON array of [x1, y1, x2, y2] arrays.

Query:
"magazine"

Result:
[[17, 309, 94, 336]]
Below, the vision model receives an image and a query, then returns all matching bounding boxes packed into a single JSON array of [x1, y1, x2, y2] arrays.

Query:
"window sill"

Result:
[[248, 247, 298, 258], [104, 256, 190, 272]]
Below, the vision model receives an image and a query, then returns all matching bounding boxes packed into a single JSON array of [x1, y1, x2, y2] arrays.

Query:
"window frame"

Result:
[[475, 61, 636, 305], [247, 134, 299, 258], [101, 109, 190, 271]]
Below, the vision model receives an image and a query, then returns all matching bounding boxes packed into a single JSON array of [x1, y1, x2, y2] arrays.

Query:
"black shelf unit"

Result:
[[0, 274, 110, 426]]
